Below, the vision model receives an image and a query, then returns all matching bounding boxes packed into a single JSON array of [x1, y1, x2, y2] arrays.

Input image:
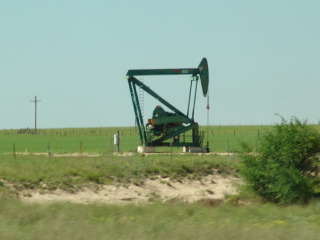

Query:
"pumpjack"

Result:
[[127, 58, 209, 151]]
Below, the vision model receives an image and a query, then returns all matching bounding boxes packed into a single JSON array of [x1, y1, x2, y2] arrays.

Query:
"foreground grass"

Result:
[[1, 153, 320, 239], [0, 154, 240, 192], [1, 198, 320, 240]]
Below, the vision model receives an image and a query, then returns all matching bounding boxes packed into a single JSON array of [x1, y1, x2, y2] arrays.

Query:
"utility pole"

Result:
[[30, 96, 41, 134]]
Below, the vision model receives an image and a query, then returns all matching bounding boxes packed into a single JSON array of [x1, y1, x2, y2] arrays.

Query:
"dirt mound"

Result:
[[19, 175, 239, 205]]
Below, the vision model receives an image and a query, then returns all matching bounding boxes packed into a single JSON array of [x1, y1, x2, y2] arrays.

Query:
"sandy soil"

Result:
[[19, 175, 239, 205]]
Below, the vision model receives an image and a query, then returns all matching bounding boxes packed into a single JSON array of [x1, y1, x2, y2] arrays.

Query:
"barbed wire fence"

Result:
[[0, 126, 274, 156]]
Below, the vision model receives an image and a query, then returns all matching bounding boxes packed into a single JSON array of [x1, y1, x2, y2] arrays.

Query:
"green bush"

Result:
[[240, 117, 320, 204]]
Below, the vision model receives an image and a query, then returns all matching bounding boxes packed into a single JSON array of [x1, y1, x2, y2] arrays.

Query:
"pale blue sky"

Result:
[[1, 0, 319, 129]]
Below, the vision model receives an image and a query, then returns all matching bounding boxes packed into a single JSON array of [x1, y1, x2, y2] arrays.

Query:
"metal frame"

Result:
[[127, 58, 208, 148]]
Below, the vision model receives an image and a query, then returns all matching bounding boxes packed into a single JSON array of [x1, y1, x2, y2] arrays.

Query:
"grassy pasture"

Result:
[[1, 196, 320, 239], [0, 153, 320, 239], [0, 154, 239, 191], [0, 125, 298, 154], [1, 125, 320, 239]]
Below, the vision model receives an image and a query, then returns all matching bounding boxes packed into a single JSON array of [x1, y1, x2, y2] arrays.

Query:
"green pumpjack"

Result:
[[126, 58, 209, 150]]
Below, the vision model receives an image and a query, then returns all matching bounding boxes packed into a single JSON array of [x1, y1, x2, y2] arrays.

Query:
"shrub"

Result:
[[240, 117, 320, 204]]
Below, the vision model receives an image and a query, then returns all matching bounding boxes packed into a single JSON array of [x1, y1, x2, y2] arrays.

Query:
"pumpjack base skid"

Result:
[[137, 146, 206, 153], [137, 146, 156, 153]]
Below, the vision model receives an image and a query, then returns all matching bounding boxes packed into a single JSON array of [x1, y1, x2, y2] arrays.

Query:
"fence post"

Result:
[[80, 141, 83, 155], [115, 130, 120, 152], [47, 142, 51, 160], [13, 143, 16, 159], [110, 137, 113, 159], [227, 140, 230, 159]]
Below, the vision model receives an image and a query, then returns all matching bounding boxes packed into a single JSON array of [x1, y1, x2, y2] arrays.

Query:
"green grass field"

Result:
[[1, 198, 320, 240], [1, 125, 304, 154], [0, 154, 239, 191], [0, 153, 320, 239], [1, 125, 320, 239]]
